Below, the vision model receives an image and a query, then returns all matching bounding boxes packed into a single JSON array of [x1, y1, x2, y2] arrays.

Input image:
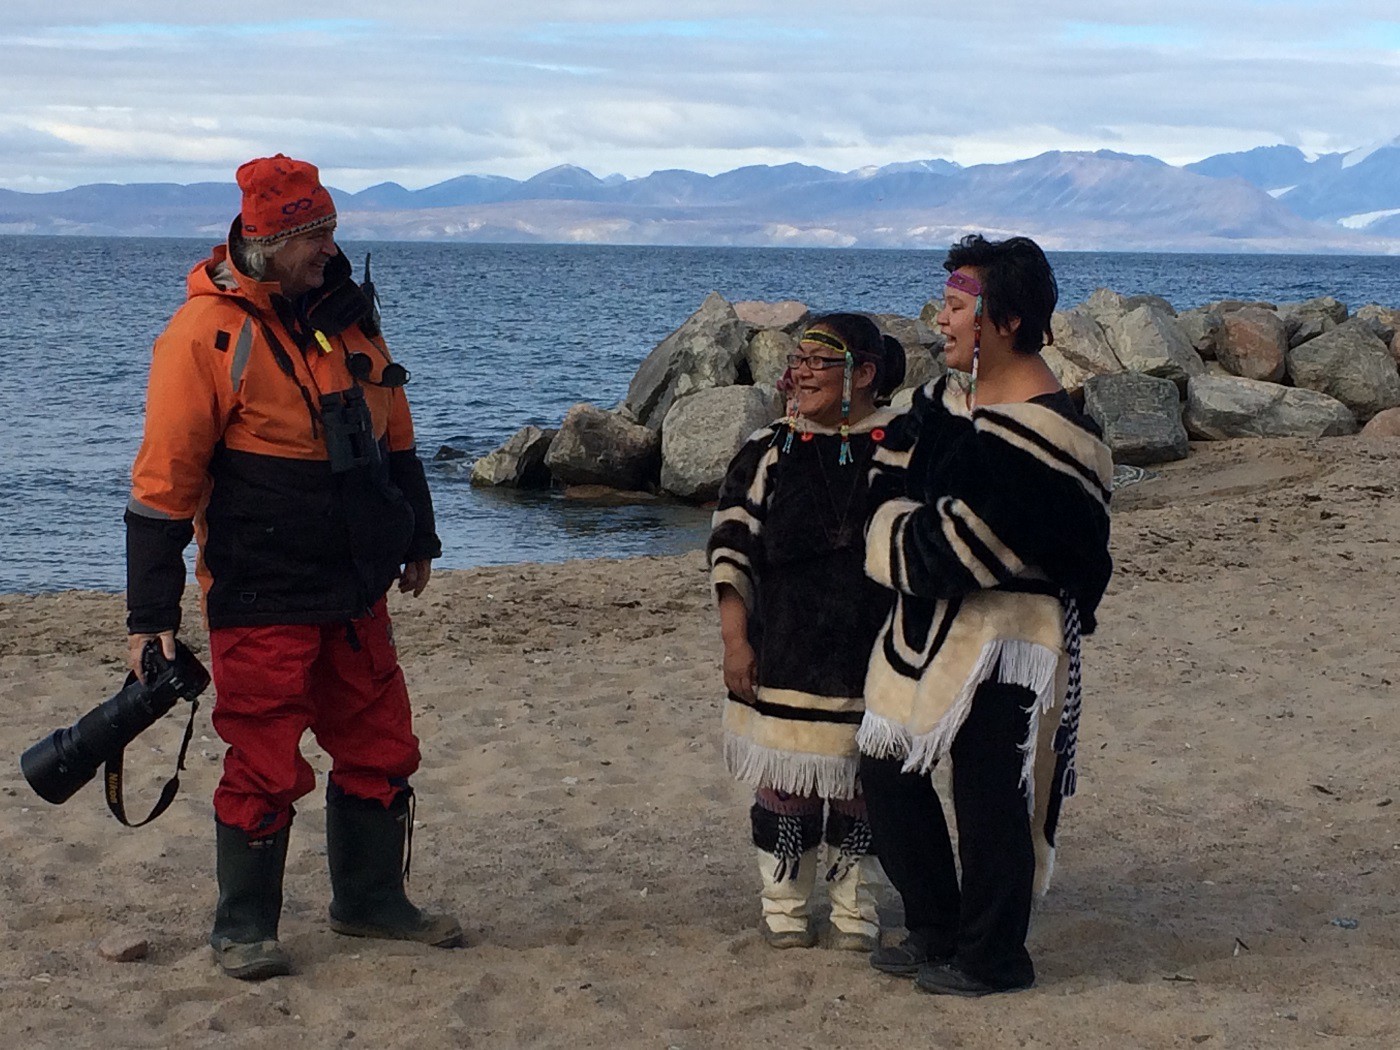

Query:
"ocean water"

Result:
[[2, 235, 1398, 595]]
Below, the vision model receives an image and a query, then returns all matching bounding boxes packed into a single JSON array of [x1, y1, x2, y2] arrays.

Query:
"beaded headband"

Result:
[[945, 270, 983, 297], [799, 329, 848, 353], [780, 327, 859, 463], [945, 271, 985, 408]]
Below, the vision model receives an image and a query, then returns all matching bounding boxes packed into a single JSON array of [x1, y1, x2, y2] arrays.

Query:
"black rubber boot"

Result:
[[210, 821, 293, 980], [325, 788, 463, 947]]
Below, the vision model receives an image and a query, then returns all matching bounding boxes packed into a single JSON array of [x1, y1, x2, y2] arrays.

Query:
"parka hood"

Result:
[[184, 217, 283, 310]]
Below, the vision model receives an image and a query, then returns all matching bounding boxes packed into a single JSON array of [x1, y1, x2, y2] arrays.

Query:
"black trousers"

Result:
[[860, 681, 1037, 989]]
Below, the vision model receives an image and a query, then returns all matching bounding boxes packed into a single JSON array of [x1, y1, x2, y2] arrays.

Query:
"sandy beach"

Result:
[[2, 435, 1398, 1049]]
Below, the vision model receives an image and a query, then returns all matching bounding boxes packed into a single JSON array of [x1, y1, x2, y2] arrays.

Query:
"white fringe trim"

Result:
[[855, 711, 913, 761], [897, 639, 1061, 783], [1002, 639, 1060, 819], [1018, 699, 1043, 817], [723, 735, 860, 800], [898, 641, 996, 776], [1034, 844, 1056, 897]]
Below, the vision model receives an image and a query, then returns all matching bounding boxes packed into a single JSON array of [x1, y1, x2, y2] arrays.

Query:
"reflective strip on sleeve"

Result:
[[229, 318, 254, 392]]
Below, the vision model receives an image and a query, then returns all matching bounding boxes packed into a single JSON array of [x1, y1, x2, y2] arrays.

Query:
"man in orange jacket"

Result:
[[126, 154, 461, 980]]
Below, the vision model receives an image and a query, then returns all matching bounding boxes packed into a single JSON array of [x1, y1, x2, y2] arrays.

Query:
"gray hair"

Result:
[[233, 237, 282, 281]]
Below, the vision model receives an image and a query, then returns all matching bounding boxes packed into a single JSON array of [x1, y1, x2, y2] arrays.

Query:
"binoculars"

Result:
[[21, 640, 211, 807], [321, 386, 382, 474]]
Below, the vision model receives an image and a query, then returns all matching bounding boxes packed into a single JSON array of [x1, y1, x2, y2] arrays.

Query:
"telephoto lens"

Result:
[[20, 640, 211, 805]]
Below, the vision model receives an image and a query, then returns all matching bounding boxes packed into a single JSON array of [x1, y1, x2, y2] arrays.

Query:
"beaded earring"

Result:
[[837, 350, 854, 465], [969, 293, 983, 409], [945, 270, 986, 411], [793, 327, 859, 465], [781, 389, 800, 453], [770, 366, 800, 452]]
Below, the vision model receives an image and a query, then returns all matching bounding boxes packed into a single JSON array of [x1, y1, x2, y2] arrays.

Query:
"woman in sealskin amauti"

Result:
[[708, 312, 907, 951], [858, 235, 1113, 996]]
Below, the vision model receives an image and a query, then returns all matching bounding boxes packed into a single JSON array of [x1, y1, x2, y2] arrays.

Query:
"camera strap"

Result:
[[226, 297, 324, 439], [103, 699, 201, 828]]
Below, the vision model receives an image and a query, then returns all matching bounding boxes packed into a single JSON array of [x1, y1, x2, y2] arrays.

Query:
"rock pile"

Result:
[[1075, 292, 1400, 464], [469, 289, 1400, 500]]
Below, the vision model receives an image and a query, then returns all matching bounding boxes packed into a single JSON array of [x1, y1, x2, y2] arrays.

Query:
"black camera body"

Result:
[[21, 640, 211, 806]]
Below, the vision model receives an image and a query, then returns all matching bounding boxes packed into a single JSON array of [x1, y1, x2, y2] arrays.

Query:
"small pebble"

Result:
[[1330, 917, 1359, 930], [98, 931, 150, 962]]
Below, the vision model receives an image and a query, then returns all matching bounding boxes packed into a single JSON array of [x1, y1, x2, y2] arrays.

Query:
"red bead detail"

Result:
[[800, 431, 814, 442], [870, 428, 886, 442]]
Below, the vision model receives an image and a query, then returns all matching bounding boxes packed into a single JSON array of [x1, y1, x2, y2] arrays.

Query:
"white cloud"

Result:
[[1, 2, 1398, 190]]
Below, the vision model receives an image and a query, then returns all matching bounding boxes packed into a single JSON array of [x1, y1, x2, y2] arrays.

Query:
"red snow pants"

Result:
[[208, 597, 421, 835]]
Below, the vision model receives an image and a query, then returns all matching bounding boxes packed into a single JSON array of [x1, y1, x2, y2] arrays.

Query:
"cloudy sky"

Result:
[[3, 1, 1398, 192]]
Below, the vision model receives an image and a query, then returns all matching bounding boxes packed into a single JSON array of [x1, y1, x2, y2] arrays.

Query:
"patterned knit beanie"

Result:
[[236, 154, 336, 244]]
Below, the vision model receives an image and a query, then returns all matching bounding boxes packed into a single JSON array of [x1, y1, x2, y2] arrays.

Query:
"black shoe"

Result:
[[870, 932, 946, 977], [210, 821, 293, 980], [914, 963, 1032, 997], [326, 788, 464, 948]]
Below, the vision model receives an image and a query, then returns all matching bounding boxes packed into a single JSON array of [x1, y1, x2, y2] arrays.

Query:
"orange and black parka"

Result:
[[126, 228, 440, 634]]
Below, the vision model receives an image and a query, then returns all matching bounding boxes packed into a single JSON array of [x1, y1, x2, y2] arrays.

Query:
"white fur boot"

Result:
[[757, 848, 820, 949], [826, 852, 881, 952]]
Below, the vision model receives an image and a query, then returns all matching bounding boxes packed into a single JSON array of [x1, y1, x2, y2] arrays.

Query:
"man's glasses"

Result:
[[786, 353, 847, 371]]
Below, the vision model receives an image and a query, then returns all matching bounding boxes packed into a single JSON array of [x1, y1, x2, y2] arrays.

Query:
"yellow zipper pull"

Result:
[[313, 329, 335, 355]]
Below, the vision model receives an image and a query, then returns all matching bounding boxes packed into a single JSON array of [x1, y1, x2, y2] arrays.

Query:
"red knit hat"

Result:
[[236, 154, 336, 244]]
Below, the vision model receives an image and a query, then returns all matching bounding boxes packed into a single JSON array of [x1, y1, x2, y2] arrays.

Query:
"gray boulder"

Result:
[[746, 328, 797, 388], [1084, 288, 1128, 331], [1280, 295, 1348, 327], [900, 345, 946, 393], [1108, 305, 1204, 389], [875, 313, 945, 393], [1287, 319, 1400, 422], [733, 300, 811, 335], [1353, 304, 1400, 344], [1184, 375, 1356, 439], [919, 297, 943, 327], [1218, 307, 1288, 383], [1286, 312, 1336, 349], [1176, 307, 1223, 360], [1124, 293, 1176, 316], [623, 292, 751, 429], [1278, 296, 1346, 349], [470, 425, 556, 488], [660, 386, 783, 502], [1045, 307, 1123, 395], [1083, 372, 1189, 465], [1085, 288, 1175, 333], [874, 313, 940, 353], [544, 403, 660, 490]]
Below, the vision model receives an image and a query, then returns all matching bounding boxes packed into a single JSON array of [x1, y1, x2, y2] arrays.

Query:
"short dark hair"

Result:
[[943, 234, 1057, 355], [803, 312, 907, 398]]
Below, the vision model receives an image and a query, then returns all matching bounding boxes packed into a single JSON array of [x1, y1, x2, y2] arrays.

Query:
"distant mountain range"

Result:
[[4, 141, 1399, 252]]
